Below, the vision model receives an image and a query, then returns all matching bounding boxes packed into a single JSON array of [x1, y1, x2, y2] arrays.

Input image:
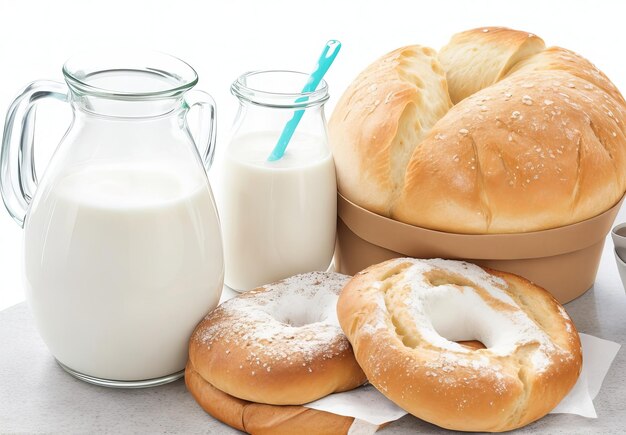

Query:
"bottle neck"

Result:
[[233, 97, 327, 138], [229, 70, 330, 150], [230, 70, 329, 109]]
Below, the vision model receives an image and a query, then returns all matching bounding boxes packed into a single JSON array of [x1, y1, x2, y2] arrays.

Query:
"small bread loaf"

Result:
[[329, 27, 626, 233]]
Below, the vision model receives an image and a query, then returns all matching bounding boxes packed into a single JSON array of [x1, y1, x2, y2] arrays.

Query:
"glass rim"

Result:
[[62, 50, 198, 99], [231, 70, 329, 108]]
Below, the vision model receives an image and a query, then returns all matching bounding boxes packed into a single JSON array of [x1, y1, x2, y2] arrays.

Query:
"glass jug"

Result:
[[222, 70, 336, 291], [0, 52, 224, 387]]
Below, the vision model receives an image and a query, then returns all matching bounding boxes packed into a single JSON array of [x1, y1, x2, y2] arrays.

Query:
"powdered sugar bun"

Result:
[[337, 258, 582, 432], [188, 272, 367, 405]]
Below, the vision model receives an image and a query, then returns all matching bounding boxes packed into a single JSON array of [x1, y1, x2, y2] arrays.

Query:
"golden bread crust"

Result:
[[329, 27, 626, 233]]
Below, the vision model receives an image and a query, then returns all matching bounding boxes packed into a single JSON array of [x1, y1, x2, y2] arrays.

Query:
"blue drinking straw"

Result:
[[267, 40, 341, 162]]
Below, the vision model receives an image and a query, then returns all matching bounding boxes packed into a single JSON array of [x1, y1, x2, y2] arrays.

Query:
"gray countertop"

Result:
[[2, 236, 626, 434]]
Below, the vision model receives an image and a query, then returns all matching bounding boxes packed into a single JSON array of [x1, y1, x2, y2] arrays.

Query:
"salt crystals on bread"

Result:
[[329, 27, 626, 234]]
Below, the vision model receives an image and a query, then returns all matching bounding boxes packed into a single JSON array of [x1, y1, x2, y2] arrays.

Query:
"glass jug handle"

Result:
[[184, 90, 217, 172], [0, 80, 68, 227]]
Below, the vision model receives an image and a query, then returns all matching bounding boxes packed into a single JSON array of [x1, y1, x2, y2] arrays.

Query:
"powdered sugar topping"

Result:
[[194, 272, 352, 374], [365, 259, 559, 373]]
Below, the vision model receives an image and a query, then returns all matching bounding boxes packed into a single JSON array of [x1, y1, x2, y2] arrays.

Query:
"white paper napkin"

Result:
[[306, 384, 407, 426], [304, 333, 620, 430], [551, 333, 621, 417]]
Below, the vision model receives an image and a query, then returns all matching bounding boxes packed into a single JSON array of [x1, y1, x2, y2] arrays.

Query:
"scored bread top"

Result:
[[329, 27, 626, 233]]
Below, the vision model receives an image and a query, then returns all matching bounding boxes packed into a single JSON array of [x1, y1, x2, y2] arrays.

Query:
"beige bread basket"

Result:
[[335, 193, 623, 303]]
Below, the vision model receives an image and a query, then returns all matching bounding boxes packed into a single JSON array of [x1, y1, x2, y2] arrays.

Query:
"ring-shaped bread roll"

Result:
[[337, 258, 582, 432], [188, 272, 366, 405]]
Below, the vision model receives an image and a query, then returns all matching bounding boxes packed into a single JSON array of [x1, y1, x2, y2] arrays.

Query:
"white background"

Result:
[[1, 0, 626, 310]]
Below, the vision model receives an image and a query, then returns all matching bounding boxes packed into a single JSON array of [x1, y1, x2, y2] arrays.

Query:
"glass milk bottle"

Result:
[[222, 71, 336, 291], [0, 51, 224, 387]]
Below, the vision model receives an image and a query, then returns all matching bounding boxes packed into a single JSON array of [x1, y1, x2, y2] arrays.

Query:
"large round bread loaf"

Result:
[[329, 27, 626, 233]]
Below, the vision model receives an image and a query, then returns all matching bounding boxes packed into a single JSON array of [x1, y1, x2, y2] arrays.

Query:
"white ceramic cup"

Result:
[[611, 223, 626, 261], [611, 223, 626, 293]]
